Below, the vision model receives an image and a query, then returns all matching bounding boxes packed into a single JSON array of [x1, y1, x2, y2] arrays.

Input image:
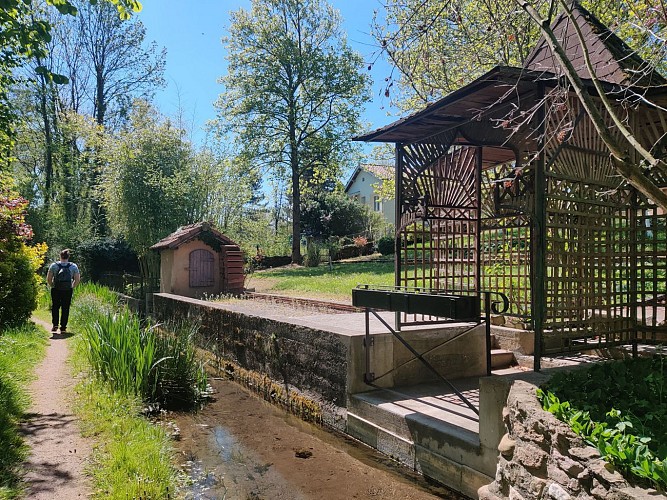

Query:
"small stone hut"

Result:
[[150, 222, 244, 298]]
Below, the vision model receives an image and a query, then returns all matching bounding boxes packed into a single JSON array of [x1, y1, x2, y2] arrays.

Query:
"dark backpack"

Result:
[[54, 263, 73, 290]]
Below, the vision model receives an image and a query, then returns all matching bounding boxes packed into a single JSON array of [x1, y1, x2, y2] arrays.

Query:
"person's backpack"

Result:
[[54, 263, 73, 290]]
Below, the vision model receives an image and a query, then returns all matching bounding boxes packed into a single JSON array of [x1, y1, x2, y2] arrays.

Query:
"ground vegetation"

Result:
[[0, 322, 48, 498], [539, 357, 667, 489]]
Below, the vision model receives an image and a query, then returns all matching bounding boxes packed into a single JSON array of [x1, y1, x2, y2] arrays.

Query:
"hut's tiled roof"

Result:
[[150, 222, 238, 251]]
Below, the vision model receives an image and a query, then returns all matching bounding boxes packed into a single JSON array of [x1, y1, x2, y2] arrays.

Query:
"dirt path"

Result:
[[17, 317, 465, 499], [20, 318, 91, 499]]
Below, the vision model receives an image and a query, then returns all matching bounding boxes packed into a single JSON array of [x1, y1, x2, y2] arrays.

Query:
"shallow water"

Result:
[[172, 379, 465, 500]]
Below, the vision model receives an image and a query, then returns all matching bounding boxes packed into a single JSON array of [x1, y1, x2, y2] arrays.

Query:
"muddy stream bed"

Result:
[[167, 378, 467, 500]]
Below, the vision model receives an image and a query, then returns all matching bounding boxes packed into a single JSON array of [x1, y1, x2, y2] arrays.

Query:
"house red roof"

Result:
[[150, 222, 239, 251]]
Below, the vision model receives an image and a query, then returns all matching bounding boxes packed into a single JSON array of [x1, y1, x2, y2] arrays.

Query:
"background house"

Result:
[[344, 164, 395, 226]]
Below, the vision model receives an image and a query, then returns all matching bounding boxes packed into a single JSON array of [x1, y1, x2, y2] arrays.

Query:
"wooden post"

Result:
[[532, 82, 547, 372], [476, 147, 483, 309], [395, 142, 403, 331]]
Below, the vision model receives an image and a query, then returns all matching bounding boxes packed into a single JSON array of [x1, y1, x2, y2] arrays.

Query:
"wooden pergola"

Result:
[[357, 4, 667, 369]]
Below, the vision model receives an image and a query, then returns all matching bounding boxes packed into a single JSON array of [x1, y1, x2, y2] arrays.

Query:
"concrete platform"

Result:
[[347, 371, 524, 499], [152, 293, 591, 497]]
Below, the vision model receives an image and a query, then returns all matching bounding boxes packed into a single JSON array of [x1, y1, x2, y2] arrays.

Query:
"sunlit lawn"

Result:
[[248, 260, 395, 301]]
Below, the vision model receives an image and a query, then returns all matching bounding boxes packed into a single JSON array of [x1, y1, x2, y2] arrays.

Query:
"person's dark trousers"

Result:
[[51, 288, 73, 330]]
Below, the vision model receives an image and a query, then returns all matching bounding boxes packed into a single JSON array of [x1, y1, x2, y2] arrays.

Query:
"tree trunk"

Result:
[[91, 68, 108, 235], [35, 56, 54, 208], [291, 155, 302, 264]]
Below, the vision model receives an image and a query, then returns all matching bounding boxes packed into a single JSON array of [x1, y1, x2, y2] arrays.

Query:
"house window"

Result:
[[360, 196, 366, 205], [189, 249, 215, 287], [373, 196, 381, 211]]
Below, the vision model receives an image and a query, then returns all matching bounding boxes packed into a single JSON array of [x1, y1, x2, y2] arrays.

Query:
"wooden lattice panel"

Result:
[[480, 165, 532, 318], [634, 204, 667, 343], [544, 95, 620, 184], [543, 178, 633, 353], [398, 144, 479, 324]]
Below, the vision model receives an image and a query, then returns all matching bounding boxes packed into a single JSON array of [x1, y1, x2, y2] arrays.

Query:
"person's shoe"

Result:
[[60, 327, 67, 334], [51, 326, 58, 333]]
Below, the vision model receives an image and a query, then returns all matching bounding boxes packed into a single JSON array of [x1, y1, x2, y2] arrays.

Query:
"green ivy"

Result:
[[537, 356, 667, 490]]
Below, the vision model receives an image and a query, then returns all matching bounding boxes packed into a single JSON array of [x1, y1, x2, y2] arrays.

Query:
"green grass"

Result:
[[0, 322, 48, 499], [71, 284, 208, 410], [73, 378, 179, 499], [64, 283, 192, 498], [249, 260, 394, 300]]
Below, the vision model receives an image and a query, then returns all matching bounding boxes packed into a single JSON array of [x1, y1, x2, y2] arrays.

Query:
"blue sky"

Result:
[[138, 0, 398, 147]]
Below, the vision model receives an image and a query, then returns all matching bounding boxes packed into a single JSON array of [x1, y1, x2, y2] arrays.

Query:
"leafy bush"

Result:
[[304, 239, 321, 267], [301, 192, 367, 239], [0, 191, 46, 327], [75, 237, 139, 281], [377, 236, 396, 255], [538, 357, 667, 488]]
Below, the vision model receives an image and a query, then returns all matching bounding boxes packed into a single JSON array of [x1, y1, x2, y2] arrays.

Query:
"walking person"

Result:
[[46, 249, 81, 334]]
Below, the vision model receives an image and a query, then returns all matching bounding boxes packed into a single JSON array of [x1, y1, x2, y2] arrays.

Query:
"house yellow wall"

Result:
[[346, 170, 396, 225]]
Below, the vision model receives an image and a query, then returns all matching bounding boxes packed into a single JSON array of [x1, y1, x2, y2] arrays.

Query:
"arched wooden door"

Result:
[[189, 249, 214, 287]]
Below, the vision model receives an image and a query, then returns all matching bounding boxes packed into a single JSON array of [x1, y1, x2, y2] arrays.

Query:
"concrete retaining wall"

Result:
[[153, 293, 349, 407], [479, 380, 660, 500]]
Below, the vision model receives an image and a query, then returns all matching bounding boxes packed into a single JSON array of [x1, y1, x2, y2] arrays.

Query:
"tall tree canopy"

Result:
[[0, 0, 142, 171], [9, 0, 165, 244], [215, 0, 371, 263]]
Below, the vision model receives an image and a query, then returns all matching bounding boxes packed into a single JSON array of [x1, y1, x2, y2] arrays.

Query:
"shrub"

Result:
[[0, 248, 39, 327], [538, 357, 667, 489], [0, 191, 46, 327], [75, 237, 139, 282], [377, 236, 396, 256], [301, 192, 367, 239], [304, 240, 321, 267]]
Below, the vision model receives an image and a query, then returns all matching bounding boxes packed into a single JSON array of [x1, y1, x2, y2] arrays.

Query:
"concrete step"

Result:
[[491, 348, 514, 369], [346, 412, 491, 498], [347, 382, 494, 498]]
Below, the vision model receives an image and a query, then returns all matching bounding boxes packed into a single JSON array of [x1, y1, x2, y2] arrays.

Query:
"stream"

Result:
[[168, 379, 467, 500]]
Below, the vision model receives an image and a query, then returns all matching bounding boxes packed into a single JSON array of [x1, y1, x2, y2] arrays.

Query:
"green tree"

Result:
[[103, 101, 202, 278], [301, 191, 368, 241], [0, 0, 142, 172], [215, 0, 370, 264], [373, 0, 665, 110]]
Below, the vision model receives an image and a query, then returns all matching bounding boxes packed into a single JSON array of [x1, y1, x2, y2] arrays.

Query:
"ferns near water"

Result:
[[73, 285, 208, 410]]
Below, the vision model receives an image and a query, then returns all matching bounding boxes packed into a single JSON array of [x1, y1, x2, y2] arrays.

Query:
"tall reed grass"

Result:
[[72, 285, 208, 410]]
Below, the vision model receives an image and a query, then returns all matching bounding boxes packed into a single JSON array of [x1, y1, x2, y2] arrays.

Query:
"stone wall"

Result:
[[153, 293, 349, 408], [479, 380, 659, 500]]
